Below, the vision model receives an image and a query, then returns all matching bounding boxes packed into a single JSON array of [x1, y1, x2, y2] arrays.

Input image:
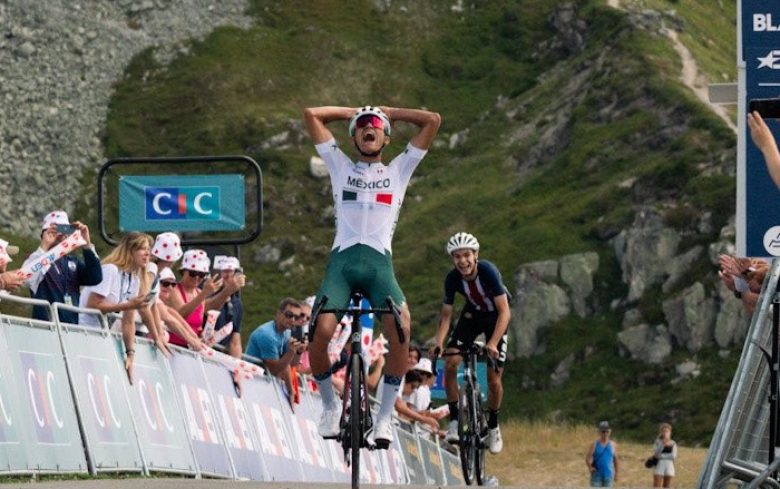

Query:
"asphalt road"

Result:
[[0, 481, 504, 489]]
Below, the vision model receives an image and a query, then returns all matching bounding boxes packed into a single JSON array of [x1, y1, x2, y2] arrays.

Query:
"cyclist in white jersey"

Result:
[[303, 105, 441, 446]]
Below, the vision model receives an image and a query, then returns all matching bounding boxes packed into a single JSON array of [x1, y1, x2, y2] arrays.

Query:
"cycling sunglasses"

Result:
[[355, 114, 384, 130]]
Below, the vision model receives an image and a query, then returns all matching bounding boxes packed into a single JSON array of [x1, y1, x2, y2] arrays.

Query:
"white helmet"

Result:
[[446, 232, 480, 255], [348, 106, 391, 137]]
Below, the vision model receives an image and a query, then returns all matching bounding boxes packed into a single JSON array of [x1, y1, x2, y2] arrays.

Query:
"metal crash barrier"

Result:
[[698, 259, 780, 489], [0, 294, 464, 484]]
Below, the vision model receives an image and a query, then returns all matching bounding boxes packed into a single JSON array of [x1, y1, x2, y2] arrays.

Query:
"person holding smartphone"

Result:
[[211, 255, 246, 358], [23, 210, 102, 323], [78, 232, 155, 383], [748, 109, 780, 187]]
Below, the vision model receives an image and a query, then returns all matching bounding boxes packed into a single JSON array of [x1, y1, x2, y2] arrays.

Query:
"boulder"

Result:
[[511, 266, 571, 358], [662, 282, 716, 352], [714, 281, 751, 348], [550, 354, 575, 387], [617, 324, 672, 364], [662, 245, 703, 293], [560, 252, 599, 317], [613, 209, 681, 302]]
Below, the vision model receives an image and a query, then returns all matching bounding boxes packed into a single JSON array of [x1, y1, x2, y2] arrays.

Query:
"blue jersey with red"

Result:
[[443, 260, 509, 312]]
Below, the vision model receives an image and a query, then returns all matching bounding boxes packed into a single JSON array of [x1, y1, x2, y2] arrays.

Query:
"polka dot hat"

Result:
[[180, 249, 210, 273], [151, 232, 183, 263]]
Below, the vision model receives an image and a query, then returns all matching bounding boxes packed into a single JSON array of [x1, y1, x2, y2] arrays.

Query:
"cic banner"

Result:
[[60, 326, 143, 472], [119, 338, 196, 475], [4, 319, 87, 473], [119, 174, 245, 232]]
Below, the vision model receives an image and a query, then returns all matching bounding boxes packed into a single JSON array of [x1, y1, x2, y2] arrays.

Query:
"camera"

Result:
[[55, 224, 77, 235], [750, 98, 780, 119]]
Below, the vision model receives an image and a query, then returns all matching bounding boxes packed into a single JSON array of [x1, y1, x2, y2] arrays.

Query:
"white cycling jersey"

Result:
[[315, 139, 427, 255]]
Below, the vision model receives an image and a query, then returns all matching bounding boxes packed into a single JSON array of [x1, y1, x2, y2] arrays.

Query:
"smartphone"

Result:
[[55, 224, 77, 235], [750, 98, 780, 119], [291, 326, 305, 342]]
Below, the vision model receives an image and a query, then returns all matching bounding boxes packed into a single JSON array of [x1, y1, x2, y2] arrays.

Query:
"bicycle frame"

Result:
[[309, 292, 405, 489], [443, 344, 489, 485]]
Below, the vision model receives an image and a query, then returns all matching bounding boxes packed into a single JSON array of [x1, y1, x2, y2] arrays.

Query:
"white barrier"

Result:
[[0, 295, 463, 483]]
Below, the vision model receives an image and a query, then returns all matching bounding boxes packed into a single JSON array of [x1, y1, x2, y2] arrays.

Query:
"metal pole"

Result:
[[774, 290, 780, 478]]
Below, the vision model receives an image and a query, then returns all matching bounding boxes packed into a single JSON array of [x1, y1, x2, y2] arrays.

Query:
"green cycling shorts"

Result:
[[316, 244, 405, 312]]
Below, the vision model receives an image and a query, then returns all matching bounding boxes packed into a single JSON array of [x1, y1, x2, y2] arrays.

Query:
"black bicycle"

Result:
[[441, 342, 494, 486], [310, 291, 404, 489]]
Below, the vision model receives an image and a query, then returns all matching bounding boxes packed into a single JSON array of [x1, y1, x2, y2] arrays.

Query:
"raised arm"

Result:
[[303, 106, 356, 144], [748, 111, 780, 188], [381, 107, 441, 150]]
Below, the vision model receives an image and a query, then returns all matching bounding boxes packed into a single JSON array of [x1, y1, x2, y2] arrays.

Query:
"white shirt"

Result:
[[78, 264, 139, 328], [315, 139, 427, 255], [410, 384, 431, 411]]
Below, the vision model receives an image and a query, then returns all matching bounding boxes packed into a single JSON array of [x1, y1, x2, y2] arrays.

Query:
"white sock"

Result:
[[377, 377, 401, 422], [316, 375, 337, 408]]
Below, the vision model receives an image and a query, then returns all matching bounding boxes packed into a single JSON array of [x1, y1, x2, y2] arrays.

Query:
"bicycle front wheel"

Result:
[[474, 388, 487, 485], [458, 384, 476, 485], [350, 354, 362, 489]]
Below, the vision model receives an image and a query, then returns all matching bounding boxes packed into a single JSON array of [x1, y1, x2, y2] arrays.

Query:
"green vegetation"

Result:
[[0, 0, 740, 444]]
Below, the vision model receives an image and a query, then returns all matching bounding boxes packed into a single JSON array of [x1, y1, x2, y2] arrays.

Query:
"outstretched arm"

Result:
[[381, 107, 441, 150], [303, 106, 356, 144], [748, 111, 780, 188]]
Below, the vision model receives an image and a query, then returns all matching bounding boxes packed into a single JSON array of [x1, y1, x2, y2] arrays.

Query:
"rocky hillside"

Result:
[[1, 0, 741, 443]]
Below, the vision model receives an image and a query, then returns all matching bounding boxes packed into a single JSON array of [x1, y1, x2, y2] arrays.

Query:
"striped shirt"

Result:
[[443, 260, 509, 312]]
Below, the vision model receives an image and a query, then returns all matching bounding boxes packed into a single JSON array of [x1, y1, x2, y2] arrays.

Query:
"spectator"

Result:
[[164, 250, 235, 346], [380, 369, 440, 434], [748, 110, 780, 187], [0, 238, 25, 292], [652, 422, 677, 488], [246, 297, 306, 406], [408, 358, 435, 412], [142, 232, 185, 355], [211, 255, 246, 358], [24, 210, 102, 323], [288, 297, 312, 404], [78, 232, 155, 382], [155, 267, 204, 351], [718, 254, 768, 315], [408, 343, 422, 369], [586, 421, 619, 487]]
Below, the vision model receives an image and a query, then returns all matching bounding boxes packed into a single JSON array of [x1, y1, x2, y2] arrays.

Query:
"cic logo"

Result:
[[145, 187, 220, 220]]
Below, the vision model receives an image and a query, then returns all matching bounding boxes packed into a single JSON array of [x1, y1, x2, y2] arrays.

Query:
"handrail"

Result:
[[722, 459, 780, 489], [52, 302, 109, 332]]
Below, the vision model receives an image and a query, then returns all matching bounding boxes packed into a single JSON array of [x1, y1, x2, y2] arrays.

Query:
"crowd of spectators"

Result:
[[0, 209, 464, 441]]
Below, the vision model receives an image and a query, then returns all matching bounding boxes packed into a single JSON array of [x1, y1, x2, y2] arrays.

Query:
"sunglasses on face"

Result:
[[160, 281, 177, 288], [186, 270, 207, 279], [355, 114, 384, 130], [283, 311, 305, 320]]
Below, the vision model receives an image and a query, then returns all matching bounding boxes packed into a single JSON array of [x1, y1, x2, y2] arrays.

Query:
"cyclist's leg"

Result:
[[311, 250, 353, 409], [445, 310, 481, 420], [365, 248, 409, 440], [483, 316, 507, 414]]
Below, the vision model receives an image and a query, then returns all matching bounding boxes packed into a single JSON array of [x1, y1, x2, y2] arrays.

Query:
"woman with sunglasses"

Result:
[[155, 267, 204, 352], [164, 249, 234, 346], [143, 233, 206, 355], [78, 232, 155, 382], [303, 104, 441, 446]]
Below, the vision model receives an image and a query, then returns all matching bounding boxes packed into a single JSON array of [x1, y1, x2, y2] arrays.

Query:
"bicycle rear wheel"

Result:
[[350, 354, 362, 489], [458, 384, 476, 485]]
